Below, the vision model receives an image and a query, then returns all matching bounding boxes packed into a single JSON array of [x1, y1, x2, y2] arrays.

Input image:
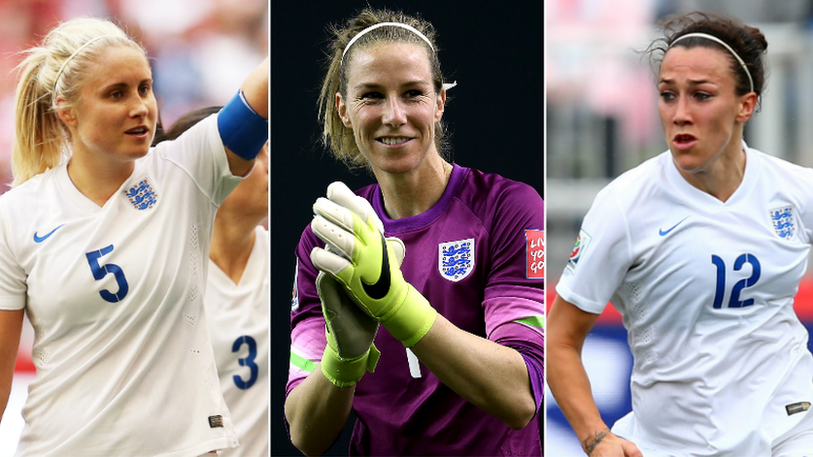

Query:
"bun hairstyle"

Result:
[[317, 8, 449, 168], [646, 12, 768, 100], [12, 17, 145, 186]]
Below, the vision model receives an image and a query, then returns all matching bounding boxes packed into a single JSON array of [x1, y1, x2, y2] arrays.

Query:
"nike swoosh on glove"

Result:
[[310, 181, 437, 348], [317, 270, 380, 387]]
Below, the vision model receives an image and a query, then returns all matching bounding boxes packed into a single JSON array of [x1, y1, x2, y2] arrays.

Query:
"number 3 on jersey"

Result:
[[85, 244, 129, 303], [233, 335, 258, 389], [711, 253, 761, 309]]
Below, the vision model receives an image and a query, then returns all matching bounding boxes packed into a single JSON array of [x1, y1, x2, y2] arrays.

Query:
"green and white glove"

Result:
[[310, 182, 437, 348], [317, 270, 380, 387]]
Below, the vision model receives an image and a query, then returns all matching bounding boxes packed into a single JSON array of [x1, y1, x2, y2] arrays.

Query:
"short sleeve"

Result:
[[0, 199, 27, 310], [555, 184, 634, 314], [155, 113, 243, 206]]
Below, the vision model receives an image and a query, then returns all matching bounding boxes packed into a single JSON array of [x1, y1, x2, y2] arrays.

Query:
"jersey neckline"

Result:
[[372, 163, 467, 233], [663, 141, 760, 209]]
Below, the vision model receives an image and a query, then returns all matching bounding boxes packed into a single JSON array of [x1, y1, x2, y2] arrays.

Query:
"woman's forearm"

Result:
[[284, 367, 355, 456], [546, 337, 610, 445], [547, 295, 610, 449], [0, 309, 24, 425], [410, 314, 537, 429]]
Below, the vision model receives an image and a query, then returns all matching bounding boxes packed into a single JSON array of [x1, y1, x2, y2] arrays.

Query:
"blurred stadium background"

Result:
[[0, 1, 267, 454], [546, 0, 813, 455]]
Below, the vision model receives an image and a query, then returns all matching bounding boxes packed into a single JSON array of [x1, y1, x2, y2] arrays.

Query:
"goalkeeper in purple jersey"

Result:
[[284, 8, 545, 456]]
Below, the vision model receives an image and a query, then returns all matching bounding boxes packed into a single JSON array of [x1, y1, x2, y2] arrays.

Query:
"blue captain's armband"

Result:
[[217, 90, 268, 161]]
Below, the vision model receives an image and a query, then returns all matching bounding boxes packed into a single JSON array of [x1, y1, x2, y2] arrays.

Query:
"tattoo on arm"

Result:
[[582, 427, 611, 455]]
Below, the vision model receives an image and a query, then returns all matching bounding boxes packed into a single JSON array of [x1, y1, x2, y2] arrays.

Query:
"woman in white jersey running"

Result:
[[0, 17, 267, 456], [548, 11, 813, 457]]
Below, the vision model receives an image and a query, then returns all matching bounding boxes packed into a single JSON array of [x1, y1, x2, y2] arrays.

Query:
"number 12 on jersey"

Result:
[[711, 253, 761, 309]]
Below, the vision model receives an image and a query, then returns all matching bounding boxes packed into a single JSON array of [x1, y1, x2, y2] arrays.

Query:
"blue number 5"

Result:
[[85, 244, 129, 303], [233, 335, 258, 389], [711, 253, 761, 309]]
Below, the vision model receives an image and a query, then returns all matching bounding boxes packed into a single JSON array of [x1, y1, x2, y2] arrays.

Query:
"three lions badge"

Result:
[[439, 238, 474, 282]]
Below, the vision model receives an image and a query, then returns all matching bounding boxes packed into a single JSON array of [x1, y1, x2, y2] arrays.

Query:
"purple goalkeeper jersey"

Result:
[[287, 165, 545, 456]]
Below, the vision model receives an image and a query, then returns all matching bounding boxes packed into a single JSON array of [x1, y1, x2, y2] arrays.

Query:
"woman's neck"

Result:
[[373, 155, 452, 219], [678, 143, 747, 203], [67, 150, 135, 207]]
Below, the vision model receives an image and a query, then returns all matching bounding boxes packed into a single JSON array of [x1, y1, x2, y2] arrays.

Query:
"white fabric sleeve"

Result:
[[155, 113, 243, 206], [0, 200, 27, 310], [555, 184, 634, 315]]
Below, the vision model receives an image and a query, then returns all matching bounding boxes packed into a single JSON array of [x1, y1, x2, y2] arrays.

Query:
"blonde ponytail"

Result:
[[11, 17, 144, 186]]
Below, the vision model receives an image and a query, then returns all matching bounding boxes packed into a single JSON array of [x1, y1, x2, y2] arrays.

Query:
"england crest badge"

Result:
[[439, 238, 474, 282], [769, 205, 796, 240], [125, 178, 158, 210]]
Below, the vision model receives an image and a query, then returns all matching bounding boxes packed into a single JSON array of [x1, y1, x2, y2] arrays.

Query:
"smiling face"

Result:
[[59, 45, 157, 167], [337, 42, 445, 177], [658, 45, 755, 174]]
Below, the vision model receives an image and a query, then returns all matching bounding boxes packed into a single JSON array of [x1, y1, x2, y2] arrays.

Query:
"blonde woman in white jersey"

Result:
[[155, 108, 269, 457], [548, 12, 813, 457], [0, 17, 267, 456]]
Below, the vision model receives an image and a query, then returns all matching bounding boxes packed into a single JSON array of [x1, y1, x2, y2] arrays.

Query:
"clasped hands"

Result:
[[310, 182, 436, 387]]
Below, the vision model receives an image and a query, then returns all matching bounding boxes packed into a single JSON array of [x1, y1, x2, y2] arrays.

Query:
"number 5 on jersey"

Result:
[[86, 244, 129, 303]]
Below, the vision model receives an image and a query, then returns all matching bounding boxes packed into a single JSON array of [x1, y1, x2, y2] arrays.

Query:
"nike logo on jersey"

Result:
[[33, 224, 65, 243], [659, 217, 689, 236], [362, 233, 390, 299]]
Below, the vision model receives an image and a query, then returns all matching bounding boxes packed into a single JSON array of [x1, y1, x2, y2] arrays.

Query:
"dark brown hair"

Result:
[[646, 12, 768, 100], [152, 106, 222, 145]]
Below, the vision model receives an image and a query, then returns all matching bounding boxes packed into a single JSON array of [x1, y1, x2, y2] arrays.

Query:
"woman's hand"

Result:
[[581, 428, 643, 457]]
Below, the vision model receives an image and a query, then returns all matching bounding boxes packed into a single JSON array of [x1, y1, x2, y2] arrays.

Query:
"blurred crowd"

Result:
[[0, 0, 268, 191]]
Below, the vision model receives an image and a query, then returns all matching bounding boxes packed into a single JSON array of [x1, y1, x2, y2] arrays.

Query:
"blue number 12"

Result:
[[711, 254, 761, 309]]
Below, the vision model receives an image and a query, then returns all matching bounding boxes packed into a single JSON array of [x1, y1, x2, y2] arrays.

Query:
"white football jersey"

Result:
[[205, 226, 269, 457], [557, 145, 813, 455], [0, 114, 241, 456]]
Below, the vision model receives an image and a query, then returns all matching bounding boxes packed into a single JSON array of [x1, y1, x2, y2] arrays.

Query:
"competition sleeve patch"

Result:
[[566, 229, 591, 272], [525, 229, 544, 280]]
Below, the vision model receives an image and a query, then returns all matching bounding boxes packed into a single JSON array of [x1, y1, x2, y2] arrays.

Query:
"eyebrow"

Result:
[[352, 79, 431, 91], [101, 79, 153, 91], [658, 77, 716, 86]]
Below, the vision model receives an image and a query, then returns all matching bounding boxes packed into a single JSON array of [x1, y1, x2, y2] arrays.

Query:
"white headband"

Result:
[[52, 35, 116, 95], [341, 22, 434, 65], [670, 32, 754, 93]]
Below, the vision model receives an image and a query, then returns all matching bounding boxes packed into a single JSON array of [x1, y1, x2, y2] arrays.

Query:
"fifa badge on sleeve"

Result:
[[566, 230, 591, 272]]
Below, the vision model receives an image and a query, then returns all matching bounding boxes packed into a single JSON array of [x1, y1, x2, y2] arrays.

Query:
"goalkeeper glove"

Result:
[[310, 181, 437, 348], [317, 270, 380, 387]]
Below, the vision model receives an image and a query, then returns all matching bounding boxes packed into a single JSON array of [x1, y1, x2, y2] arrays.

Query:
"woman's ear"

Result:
[[55, 97, 77, 127], [336, 92, 352, 128], [434, 89, 446, 123], [736, 91, 757, 123]]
